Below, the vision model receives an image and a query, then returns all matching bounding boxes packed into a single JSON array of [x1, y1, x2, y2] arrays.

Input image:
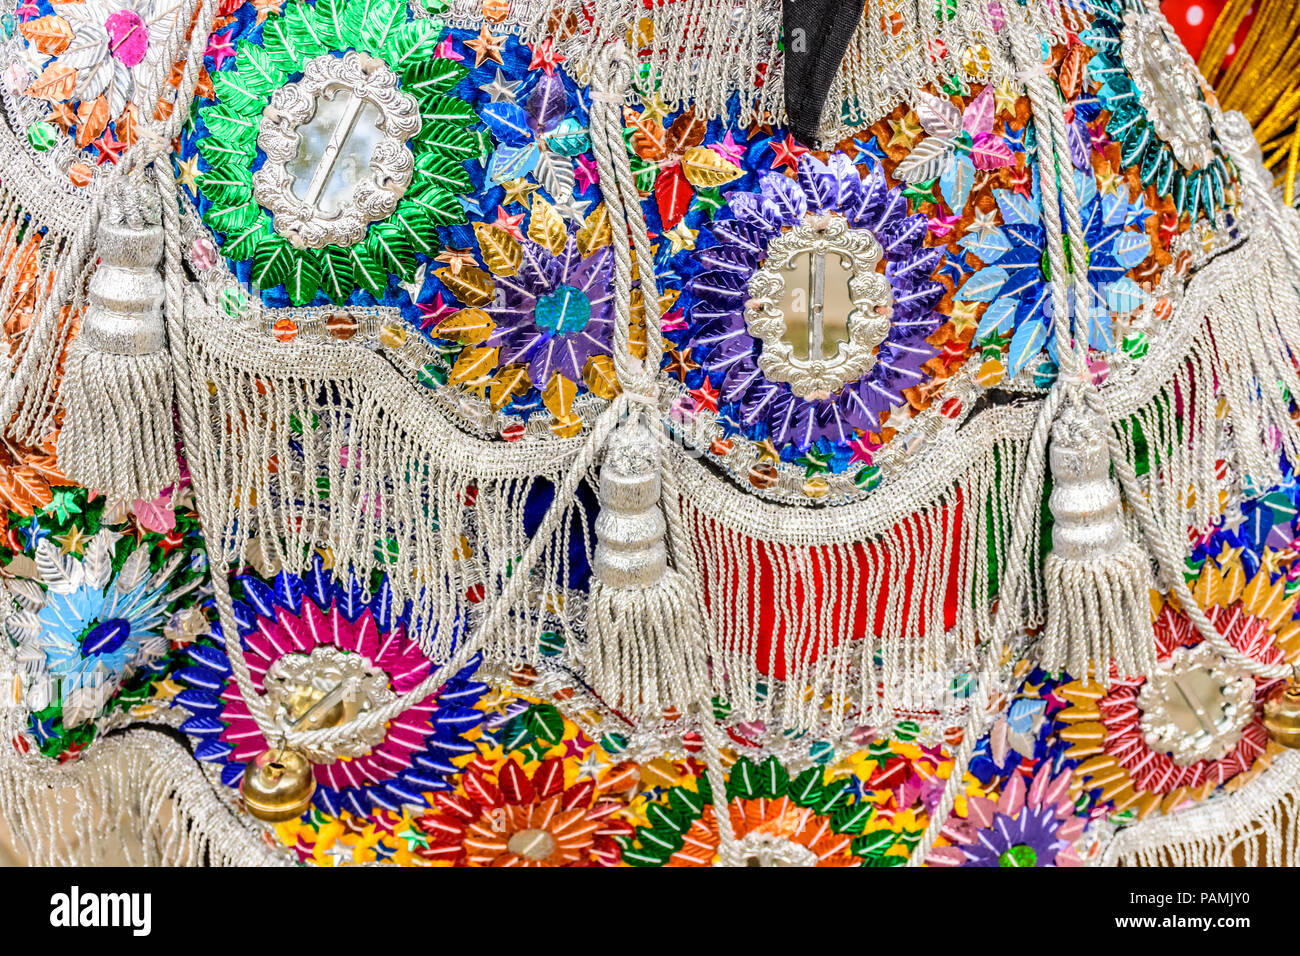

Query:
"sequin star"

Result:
[[1088, 119, 1111, 153], [928, 211, 960, 239], [435, 247, 478, 275], [28, 714, 57, 747], [463, 25, 506, 67], [1008, 165, 1034, 197], [49, 102, 76, 131], [204, 29, 236, 70], [689, 379, 719, 413], [663, 220, 698, 255], [398, 261, 428, 301], [491, 205, 526, 241], [573, 154, 599, 193], [574, 749, 606, 781], [969, 206, 1001, 241], [45, 489, 81, 523], [481, 68, 520, 104], [152, 678, 185, 700], [19, 523, 49, 551], [1214, 542, 1245, 568], [692, 187, 724, 216], [754, 438, 781, 464], [798, 447, 832, 476], [888, 114, 924, 149], [396, 824, 430, 850], [663, 347, 700, 381], [1096, 165, 1125, 196], [554, 196, 592, 222], [1216, 509, 1246, 537], [499, 177, 539, 206], [175, 154, 199, 191], [93, 130, 124, 165], [326, 842, 355, 866], [638, 91, 671, 128], [902, 179, 937, 205], [528, 37, 565, 75], [709, 130, 745, 164], [847, 435, 877, 466], [52, 525, 86, 555], [769, 133, 808, 171], [993, 77, 1019, 117], [432, 36, 463, 60], [948, 301, 982, 337], [250, 0, 281, 24]]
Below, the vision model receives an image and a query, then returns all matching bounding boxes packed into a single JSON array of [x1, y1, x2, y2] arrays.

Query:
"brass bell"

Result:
[[1262, 680, 1300, 749], [240, 747, 317, 822]]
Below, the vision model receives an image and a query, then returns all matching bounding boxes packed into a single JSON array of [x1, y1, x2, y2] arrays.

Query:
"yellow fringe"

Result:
[[1198, 0, 1300, 187]]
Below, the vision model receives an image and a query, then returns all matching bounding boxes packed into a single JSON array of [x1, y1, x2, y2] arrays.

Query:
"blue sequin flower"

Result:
[[957, 168, 1154, 378]]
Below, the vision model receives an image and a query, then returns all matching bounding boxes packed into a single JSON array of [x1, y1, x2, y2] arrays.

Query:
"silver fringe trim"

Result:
[[172, 224, 1300, 737], [0, 726, 290, 866], [494, 0, 1091, 141]]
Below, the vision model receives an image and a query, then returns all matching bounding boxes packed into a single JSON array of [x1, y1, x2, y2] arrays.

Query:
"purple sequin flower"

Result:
[[682, 154, 945, 455], [927, 766, 1085, 867], [485, 238, 615, 389]]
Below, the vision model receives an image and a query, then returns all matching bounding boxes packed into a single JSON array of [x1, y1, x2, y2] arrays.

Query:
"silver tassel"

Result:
[[1040, 393, 1156, 683], [60, 180, 179, 501], [587, 411, 705, 717]]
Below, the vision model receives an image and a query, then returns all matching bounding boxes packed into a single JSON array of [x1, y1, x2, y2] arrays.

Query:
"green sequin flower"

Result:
[[1082, 2, 1230, 220], [195, 0, 485, 304]]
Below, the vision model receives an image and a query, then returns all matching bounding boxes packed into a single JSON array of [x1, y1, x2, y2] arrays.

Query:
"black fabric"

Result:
[[781, 0, 866, 145]]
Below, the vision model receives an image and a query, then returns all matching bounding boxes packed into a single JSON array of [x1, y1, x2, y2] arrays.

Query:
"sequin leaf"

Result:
[[379, 19, 442, 70], [349, 244, 389, 296], [414, 152, 474, 193], [527, 197, 568, 255], [196, 164, 253, 207], [367, 223, 417, 280], [251, 238, 296, 289], [196, 134, 255, 167], [393, 209, 438, 254], [283, 250, 322, 305], [339, 0, 404, 51], [474, 221, 522, 276], [914, 91, 962, 139], [198, 105, 259, 146], [534, 150, 575, 203], [417, 122, 481, 161], [480, 101, 532, 146], [211, 69, 272, 113], [895, 137, 954, 183], [401, 56, 467, 99], [418, 93, 477, 127], [204, 199, 261, 235], [1007, 314, 1047, 377], [402, 183, 464, 226], [680, 146, 742, 188], [319, 247, 356, 302], [220, 219, 268, 261]]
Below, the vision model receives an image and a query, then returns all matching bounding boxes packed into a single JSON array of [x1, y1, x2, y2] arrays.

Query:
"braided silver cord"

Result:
[[589, 38, 741, 864], [909, 7, 1095, 866]]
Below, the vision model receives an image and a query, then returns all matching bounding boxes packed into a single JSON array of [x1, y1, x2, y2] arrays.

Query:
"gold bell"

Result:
[[240, 747, 317, 822], [1262, 679, 1300, 749]]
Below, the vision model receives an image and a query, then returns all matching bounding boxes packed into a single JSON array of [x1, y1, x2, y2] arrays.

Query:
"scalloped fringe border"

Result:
[[170, 228, 1300, 736], [1101, 751, 1300, 867]]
